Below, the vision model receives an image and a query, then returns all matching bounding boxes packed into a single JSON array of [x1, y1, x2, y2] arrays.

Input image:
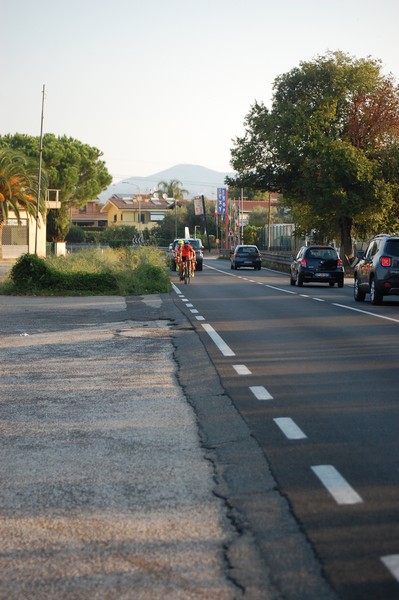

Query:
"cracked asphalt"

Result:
[[0, 292, 337, 599]]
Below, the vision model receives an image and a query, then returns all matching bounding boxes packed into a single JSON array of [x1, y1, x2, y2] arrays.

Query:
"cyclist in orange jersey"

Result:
[[180, 240, 195, 280]]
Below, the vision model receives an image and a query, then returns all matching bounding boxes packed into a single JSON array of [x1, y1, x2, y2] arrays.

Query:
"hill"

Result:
[[99, 164, 235, 202]]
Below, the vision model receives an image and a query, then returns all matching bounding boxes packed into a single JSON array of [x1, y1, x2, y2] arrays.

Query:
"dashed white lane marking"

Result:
[[266, 284, 296, 294], [312, 298, 324, 302], [233, 364, 252, 375], [201, 324, 235, 356], [274, 417, 307, 439], [190, 309, 199, 314], [186, 303, 194, 307], [311, 465, 363, 505], [195, 315, 205, 321], [250, 386, 273, 400], [381, 555, 399, 583]]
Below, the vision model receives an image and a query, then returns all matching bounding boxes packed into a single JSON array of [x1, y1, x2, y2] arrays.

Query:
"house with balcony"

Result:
[[100, 193, 174, 229], [69, 198, 108, 228]]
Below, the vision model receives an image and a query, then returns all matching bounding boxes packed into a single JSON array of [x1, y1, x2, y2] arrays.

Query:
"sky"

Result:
[[3, 0, 399, 183]]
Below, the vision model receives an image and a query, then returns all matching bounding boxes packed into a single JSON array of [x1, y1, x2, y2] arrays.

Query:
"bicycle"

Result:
[[182, 260, 191, 285]]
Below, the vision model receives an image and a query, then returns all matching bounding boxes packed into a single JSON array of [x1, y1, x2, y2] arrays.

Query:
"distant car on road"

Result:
[[230, 245, 262, 270], [290, 245, 344, 287], [354, 234, 399, 304], [169, 238, 204, 271]]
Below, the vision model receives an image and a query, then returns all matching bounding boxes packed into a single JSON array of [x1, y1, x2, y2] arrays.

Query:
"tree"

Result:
[[0, 134, 112, 241], [0, 148, 47, 258], [249, 205, 269, 227], [228, 51, 399, 259], [156, 179, 188, 199]]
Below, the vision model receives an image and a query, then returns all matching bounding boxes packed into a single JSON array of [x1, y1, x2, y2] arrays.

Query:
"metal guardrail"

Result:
[[219, 250, 293, 273]]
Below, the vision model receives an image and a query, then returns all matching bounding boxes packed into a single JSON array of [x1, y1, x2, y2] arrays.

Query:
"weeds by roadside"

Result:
[[0, 247, 172, 296]]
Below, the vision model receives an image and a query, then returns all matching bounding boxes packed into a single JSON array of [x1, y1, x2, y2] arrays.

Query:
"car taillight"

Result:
[[381, 256, 391, 267], [338, 259, 343, 266], [301, 259, 307, 267]]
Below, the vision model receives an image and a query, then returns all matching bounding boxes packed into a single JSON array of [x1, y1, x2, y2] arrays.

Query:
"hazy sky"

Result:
[[3, 0, 399, 182]]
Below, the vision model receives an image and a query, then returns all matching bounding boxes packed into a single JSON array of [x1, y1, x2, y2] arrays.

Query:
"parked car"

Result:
[[290, 245, 344, 287], [354, 234, 399, 304], [169, 238, 204, 271], [230, 245, 262, 270]]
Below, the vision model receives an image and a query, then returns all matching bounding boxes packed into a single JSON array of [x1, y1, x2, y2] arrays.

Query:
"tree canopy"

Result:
[[228, 51, 399, 257], [0, 133, 112, 241], [157, 179, 188, 199]]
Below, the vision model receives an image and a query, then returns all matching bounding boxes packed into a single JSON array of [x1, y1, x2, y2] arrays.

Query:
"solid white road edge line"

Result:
[[274, 417, 307, 439], [311, 465, 363, 505], [333, 303, 399, 324], [201, 324, 236, 356], [381, 555, 399, 583], [249, 386, 273, 400]]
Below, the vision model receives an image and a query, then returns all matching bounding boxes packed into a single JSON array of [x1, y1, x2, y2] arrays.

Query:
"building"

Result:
[[100, 194, 174, 230], [69, 199, 107, 228], [0, 194, 60, 260]]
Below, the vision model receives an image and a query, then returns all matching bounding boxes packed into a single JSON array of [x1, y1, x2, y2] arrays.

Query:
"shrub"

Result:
[[10, 254, 58, 290], [126, 262, 172, 294], [65, 226, 85, 243]]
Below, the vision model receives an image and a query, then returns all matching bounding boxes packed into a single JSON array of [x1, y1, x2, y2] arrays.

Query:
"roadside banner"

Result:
[[217, 188, 227, 215], [193, 197, 204, 216]]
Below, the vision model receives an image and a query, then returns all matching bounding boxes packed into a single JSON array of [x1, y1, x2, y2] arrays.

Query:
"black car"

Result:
[[230, 245, 262, 270], [290, 245, 344, 287], [169, 238, 204, 271], [354, 234, 399, 304]]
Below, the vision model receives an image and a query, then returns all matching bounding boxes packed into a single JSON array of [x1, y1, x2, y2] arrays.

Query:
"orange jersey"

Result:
[[181, 244, 194, 258]]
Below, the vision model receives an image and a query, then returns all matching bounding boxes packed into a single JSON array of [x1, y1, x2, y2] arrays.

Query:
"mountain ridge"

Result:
[[99, 163, 235, 202]]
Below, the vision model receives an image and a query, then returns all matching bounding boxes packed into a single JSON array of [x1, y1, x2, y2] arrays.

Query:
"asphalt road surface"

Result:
[[170, 256, 399, 600], [0, 291, 336, 599]]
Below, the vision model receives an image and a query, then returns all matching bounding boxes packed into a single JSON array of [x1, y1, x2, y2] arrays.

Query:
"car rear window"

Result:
[[306, 248, 337, 259], [384, 240, 399, 257], [239, 247, 257, 254]]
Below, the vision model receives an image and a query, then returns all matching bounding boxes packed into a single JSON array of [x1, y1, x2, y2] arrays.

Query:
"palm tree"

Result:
[[157, 179, 189, 238], [157, 179, 188, 199], [0, 149, 47, 258]]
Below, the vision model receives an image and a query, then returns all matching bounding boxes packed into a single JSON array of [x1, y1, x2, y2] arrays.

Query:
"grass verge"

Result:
[[0, 247, 172, 296]]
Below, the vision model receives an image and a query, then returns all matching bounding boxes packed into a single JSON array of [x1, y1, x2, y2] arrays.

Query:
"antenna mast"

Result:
[[35, 84, 45, 255]]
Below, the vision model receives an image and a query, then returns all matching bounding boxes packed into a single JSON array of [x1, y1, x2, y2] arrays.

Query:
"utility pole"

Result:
[[240, 188, 244, 244], [35, 84, 45, 255], [267, 191, 272, 251]]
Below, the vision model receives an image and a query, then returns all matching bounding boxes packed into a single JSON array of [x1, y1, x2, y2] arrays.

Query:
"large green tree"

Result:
[[0, 134, 112, 241], [0, 148, 47, 258], [228, 51, 399, 258]]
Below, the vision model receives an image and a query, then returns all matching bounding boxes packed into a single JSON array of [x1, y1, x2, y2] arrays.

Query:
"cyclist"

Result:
[[174, 240, 184, 274], [180, 240, 195, 280], [188, 242, 197, 277]]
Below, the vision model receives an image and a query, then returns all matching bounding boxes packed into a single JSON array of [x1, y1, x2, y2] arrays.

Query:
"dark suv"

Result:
[[290, 245, 344, 287], [354, 234, 399, 304], [169, 238, 204, 271]]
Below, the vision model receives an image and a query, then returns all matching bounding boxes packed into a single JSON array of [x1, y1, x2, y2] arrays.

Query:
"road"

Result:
[[171, 257, 399, 600]]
